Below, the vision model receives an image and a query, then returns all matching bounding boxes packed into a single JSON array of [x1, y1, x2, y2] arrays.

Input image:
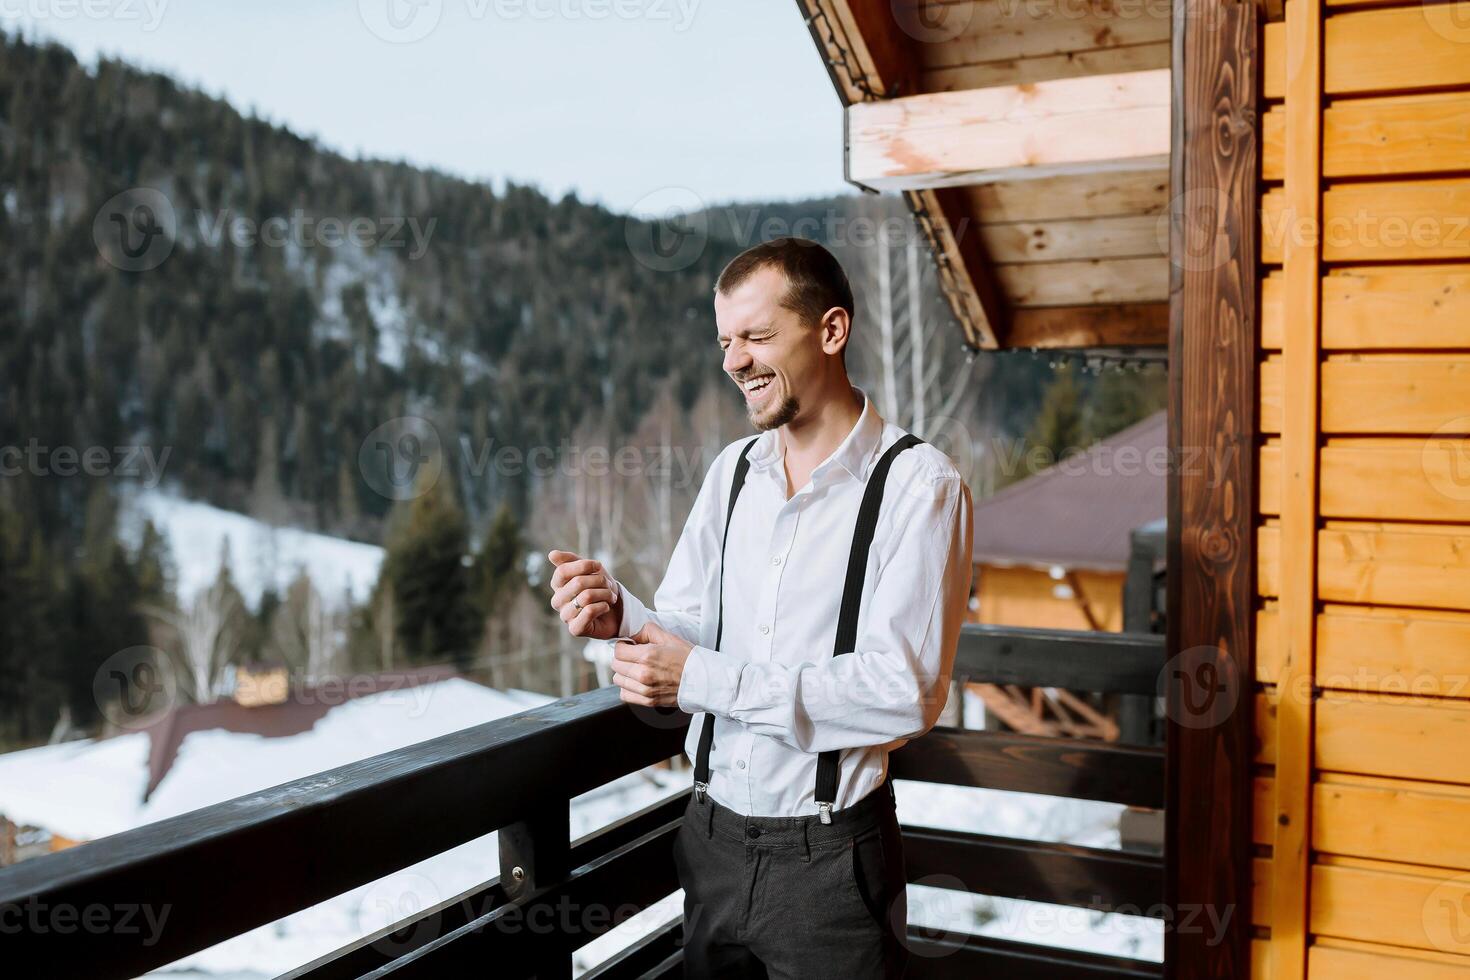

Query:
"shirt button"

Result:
[[760, 625, 770, 635], [771, 556, 782, 565], [747, 826, 761, 839], [736, 759, 746, 769]]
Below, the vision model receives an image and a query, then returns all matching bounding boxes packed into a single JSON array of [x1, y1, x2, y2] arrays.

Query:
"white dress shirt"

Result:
[[613, 384, 974, 818]]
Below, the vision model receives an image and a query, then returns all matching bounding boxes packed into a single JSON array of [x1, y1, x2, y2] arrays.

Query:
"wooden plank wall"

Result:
[[1256, 1, 1470, 976]]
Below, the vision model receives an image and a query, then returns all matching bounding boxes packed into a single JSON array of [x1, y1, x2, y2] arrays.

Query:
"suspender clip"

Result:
[[817, 801, 832, 825], [694, 780, 708, 803]]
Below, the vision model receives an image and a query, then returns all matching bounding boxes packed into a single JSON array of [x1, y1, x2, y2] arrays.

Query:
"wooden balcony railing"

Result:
[[0, 623, 1166, 978]]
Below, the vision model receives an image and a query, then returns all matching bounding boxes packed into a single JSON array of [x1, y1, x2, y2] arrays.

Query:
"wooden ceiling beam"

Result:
[[847, 69, 1171, 191], [1007, 303, 1170, 349], [798, 0, 1006, 349]]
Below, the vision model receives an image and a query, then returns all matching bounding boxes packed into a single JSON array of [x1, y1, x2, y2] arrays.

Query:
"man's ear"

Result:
[[819, 306, 851, 358]]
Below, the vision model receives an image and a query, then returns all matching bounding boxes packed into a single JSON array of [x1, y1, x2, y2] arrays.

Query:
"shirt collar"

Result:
[[746, 384, 886, 487]]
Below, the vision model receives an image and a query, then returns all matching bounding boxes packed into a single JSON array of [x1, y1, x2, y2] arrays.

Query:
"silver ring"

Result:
[[572, 597, 583, 611]]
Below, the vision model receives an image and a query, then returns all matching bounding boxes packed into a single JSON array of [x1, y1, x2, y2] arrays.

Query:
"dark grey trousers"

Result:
[[672, 779, 908, 979]]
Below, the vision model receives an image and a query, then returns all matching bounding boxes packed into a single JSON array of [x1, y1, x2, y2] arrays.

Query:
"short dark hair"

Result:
[[715, 237, 855, 338]]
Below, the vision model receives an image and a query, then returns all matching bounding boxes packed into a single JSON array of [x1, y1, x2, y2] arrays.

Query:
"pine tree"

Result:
[[380, 469, 480, 669]]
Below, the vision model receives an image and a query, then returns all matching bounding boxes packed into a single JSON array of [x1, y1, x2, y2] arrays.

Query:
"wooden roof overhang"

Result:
[[797, 0, 1175, 352]]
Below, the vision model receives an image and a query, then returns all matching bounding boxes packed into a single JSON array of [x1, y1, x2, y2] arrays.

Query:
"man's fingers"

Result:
[[612, 671, 654, 699], [566, 601, 611, 632], [611, 643, 649, 664], [552, 577, 611, 609], [547, 556, 602, 589], [618, 687, 656, 707]]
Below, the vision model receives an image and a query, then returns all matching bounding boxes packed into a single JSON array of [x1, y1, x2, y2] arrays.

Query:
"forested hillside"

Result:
[[0, 32, 1162, 749]]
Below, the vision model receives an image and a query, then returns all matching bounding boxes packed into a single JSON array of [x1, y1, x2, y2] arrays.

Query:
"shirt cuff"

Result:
[[677, 645, 744, 717], [613, 578, 650, 638]]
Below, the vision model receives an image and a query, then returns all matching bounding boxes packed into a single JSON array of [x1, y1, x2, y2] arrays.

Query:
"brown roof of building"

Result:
[[136, 665, 458, 799], [973, 410, 1166, 572]]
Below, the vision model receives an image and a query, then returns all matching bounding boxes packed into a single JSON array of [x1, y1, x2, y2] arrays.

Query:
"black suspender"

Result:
[[692, 435, 760, 804], [692, 431, 925, 823], [814, 432, 923, 820]]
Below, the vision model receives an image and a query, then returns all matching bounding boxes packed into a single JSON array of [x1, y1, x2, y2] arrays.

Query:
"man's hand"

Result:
[[547, 550, 621, 640], [610, 621, 694, 707]]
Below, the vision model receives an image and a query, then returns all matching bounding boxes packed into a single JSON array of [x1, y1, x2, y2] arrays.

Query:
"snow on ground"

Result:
[[0, 677, 693, 978], [123, 489, 384, 609]]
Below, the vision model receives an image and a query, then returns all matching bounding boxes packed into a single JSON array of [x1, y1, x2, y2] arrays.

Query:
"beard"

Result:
[[749, 383, 799, 431]]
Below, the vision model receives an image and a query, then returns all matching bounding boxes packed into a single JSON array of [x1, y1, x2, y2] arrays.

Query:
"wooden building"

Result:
[[794, 1, 1470, 978], [970, 410, 1166, 632]]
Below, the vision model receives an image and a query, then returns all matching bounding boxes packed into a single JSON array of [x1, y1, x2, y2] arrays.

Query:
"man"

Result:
[[547, 237, 973, 979]]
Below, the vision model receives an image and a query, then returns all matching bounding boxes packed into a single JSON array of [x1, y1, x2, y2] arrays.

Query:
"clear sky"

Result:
[[2, 0, 851, 213]]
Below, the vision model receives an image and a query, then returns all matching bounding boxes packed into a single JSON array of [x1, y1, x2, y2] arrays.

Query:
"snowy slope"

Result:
[[123, 489, 385, 610]]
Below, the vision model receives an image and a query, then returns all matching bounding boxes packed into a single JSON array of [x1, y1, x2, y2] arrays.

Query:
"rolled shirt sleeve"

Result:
[[676, 472, 974, 754]]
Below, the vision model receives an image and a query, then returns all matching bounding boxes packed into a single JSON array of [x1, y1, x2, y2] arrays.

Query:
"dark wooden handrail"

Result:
[[0, 687, 687, 978], [891, 726, 1165, 809], [954, 623, 1165, 695], [1, 623, 1170, 979]]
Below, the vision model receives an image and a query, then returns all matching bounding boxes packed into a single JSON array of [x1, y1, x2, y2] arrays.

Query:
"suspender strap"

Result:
[[692, 436, 760, 802], [813, 433, 924, 821]]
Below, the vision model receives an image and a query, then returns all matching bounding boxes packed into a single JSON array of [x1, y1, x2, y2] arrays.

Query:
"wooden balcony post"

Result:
[[499, 802, 573, 978]]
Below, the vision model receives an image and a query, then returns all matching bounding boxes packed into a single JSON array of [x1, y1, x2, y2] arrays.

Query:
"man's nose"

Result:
[[723, 341, 751, 375]]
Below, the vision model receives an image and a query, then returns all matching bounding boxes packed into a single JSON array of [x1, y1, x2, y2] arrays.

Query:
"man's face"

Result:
[[715, 266, 820, 432]]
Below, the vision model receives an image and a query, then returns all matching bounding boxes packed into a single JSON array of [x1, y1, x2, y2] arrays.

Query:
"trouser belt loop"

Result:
[[799, 817, 811, 862]]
